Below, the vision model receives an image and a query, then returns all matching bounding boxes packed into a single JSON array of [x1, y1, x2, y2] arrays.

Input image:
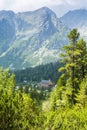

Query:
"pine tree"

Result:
[[76, 39, 87, 79], [0, 68, 42, 129], [59, 29, 87, 105]]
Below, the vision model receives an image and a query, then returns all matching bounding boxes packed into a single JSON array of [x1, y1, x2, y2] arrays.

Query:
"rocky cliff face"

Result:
[[60, 9, 87, 40], [0, 7, 68, 69], [0, 7, 87, 70]]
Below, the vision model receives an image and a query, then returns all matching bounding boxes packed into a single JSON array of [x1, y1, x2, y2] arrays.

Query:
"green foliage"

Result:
[[0, 29, 87, 130], [58, 29, 87, 105], [68, 28, 79, 43], [45, 107, 87, 130], [76, 77, 87, 107], [0, 68, 43, 130], [44, 29, 87, 130], [45, 76, 87, 129], [14, 61, 62, 84]]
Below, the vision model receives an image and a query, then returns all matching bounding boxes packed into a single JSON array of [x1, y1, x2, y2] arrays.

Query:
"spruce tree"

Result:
[[59, 29, 87, 104]]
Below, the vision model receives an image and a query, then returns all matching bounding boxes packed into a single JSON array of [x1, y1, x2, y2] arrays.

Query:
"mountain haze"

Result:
[[0, 7, 68, 70], [0, 7, 87, 70], [60, 9, 87, 40]]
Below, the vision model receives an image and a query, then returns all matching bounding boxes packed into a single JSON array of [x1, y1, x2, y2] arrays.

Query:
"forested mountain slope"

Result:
[[14, 61, 62, 84]]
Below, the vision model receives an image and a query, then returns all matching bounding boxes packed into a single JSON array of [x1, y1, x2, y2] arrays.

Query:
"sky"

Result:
[[0, 0, 87, 17]]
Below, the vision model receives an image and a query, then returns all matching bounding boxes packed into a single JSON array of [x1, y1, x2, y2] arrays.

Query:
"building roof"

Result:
[[40, 80, 52, 85], [39, 80, 54, 89]]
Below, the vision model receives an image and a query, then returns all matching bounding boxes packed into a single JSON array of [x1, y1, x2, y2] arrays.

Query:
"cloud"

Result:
[[52, 0, 87, 17], [0, 0, 63, 11], [65, 0, 87, 8], [0, 0, 87, 16]]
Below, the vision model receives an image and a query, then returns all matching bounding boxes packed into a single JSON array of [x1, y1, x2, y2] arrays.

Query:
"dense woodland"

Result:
[[0, 29, 87, 130], [14, 61, 62, 84]]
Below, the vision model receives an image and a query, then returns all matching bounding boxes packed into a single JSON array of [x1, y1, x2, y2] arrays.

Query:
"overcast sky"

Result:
[[0, 0, 87, 17]]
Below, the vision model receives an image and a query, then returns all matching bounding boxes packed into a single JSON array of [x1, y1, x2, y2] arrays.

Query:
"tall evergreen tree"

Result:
[[76, 39, 87, 79], [59, 29, 87, 104], [68, 29, 79, 89]]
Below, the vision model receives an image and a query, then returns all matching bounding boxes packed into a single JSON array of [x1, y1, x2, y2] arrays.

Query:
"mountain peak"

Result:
[[0, 7, 68, 70], [33, 6, 56, 16], [36, 6, 55, 14], [38, 6, 52, 11], [62, 9, 87, 18], [17, 7, 56, 17]]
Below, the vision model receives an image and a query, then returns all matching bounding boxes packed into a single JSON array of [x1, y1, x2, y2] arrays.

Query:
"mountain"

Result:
[[60, 9, 87, 40], [0, 8, 87, 70], [0, 7, 68, 70]]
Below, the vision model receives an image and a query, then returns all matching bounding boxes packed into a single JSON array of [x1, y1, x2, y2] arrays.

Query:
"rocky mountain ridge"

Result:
[[60, 9, 87, 40], [0, 7, 87, 70]]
